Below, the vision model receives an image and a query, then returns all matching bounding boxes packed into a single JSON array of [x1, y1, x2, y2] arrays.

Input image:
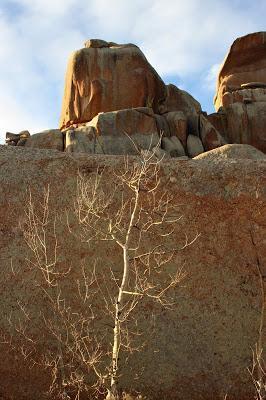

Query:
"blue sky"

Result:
[[0, 0, 265, 142]]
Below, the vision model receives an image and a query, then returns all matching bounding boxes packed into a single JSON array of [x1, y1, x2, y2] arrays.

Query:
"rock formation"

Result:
[[0, 145, 265, 400], [6, 39, 224, 159], [210, 32, 266, 153], [59, 40, 166, 130], [214, 32, 266, 110], [58, 39, 210, 158], [5, 130, 30, 146], [5, 34, 266, 156], [1, 33, 266, 400], [25, 129, 63, 151], [194, 143, 266, 160]]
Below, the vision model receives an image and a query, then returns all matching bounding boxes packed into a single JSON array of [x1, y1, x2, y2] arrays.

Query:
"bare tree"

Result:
[[248, 230, 266, 400], [19, 147, 198, 399], [249, 344, 266, 400], [23, 186, 72, 399]]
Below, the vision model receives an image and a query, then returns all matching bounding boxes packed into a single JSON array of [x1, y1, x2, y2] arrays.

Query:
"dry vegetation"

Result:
[[16, 147, 199, 399]]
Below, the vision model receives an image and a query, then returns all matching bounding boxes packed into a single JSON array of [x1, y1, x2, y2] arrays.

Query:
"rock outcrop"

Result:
[[194, 143, 266, 160], [214, 32, 266, 110], [59, 41, 166, 130], [6, 34, 266, 158], [199, 114, 226, 151], [0, 145, 265, 399], [5, 130, 30, 146], [1, 32, 266, 400], [65, 108, 160, 155], [25, 129, 63, 151], [57, 39, 211, 158], [8, 39, 237, 159], [161, 84, 202, 136], [187, 134, 204, 157], [211, 32, 266, 153]]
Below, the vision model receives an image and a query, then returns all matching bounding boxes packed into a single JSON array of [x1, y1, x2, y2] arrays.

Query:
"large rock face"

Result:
[[225, 101, 266, 152], [194, 143, 266, 160], [210, 32, 266, 153], [59, 41, 166, 130], [161, 84, 202, 136], [0, 145, 265, 400], [24, 129, 63, 151], [65, 108, 160, 155], [209, 100, 266, 152], [214, 32, 266, 110], [9, 40, 225, 159], [58, 39, 207, 158]]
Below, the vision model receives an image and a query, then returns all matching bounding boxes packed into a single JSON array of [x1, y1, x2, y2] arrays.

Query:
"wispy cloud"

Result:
[[0, 0, 265, 142], [203, 64, 221, 92]]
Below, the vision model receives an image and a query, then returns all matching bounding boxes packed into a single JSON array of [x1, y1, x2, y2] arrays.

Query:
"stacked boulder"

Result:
[[209, 32, 266, 153], [60, 39, 225, 158], [5, 131, 30, 146], [7, 38, 223, 159], [5, 129, 64, 151], [6, 33, 266, 157]]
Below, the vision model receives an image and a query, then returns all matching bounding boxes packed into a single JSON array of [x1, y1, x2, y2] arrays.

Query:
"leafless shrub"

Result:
[[248, 232, 266, 400], [17, 146, 198, 399]]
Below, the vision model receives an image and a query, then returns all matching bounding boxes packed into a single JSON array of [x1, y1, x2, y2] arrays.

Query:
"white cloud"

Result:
[[0, 92, 48, 135], [203, 64, 221, 92], [0, 0, 265, 143], [18, 0, 77, 16], [81, 0, 263, 76]]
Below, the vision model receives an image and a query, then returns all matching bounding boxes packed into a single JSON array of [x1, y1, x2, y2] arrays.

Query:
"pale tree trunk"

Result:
[[111, 188, 139, 397], [111, 246, 129, 396]]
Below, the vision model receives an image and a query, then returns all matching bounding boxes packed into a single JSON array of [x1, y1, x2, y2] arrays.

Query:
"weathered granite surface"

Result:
[[0, 145, 265, 399]]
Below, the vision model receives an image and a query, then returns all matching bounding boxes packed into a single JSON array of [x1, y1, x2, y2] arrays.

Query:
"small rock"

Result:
[[165, 111, 187, 146], [6, 132, 20, 143], [200, 115, 226, 151], [187, 134, 204, 158], [65, 127, 95, 153], [162, 136, 185, 157], [152, 146, 171, 160], [19, 130, 30, 138], [17, 138, 27, 146], [84, 39, 109, 48], [25, 129, 63, 151], [169, 136, 186, 156], [241, 82, 266, 89]]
